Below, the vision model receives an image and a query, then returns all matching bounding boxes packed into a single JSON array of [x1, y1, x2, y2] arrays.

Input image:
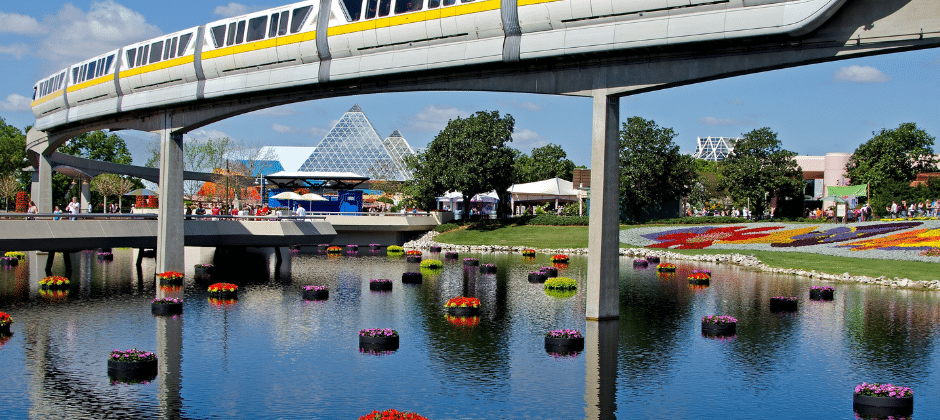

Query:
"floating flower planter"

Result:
[[646, 256, 661, 263], [208, 283, 238, 300], [302, 285, 329, 301], [358, 409, 427, 420], [387, 245, 404, 255], [39, 276, 69, 290], [545, 329, 584, 354], [770, 296, 798, 312], [107, 349, 158, 382], [445, 296, 480, 317], [4, 251, 24, 260], [527, 271, 547, 283], [444, 251, 458, 260], [656, 263, 677, 272], [853, 383, 914, 417], [463, 258, 479, 267], [347, 244, 359, 250], [97, 252, 113, 261], [369, 243, 381, 251], [405, 250, 422, 263], [0, 257, 17, 267], [544, 277, 577, 296], [701, 315, 737, 336], [401, 272, 422, 284], [445, 314, 480, 327], [479, 263, 497, 274], [151, 297, 183, 316], [317, 244, 328, 251], [420, 259, 443, 269], [521, 249, 536, 257], [358, 328, 399, 351], [545, 288, 577, 299], [429, 245, 442, 253], [551, 254, 569, 263], [632, 259, 648, 267], [692, 269, 711, 278], [157, 271, 184, 286], [688, 272, 711, 286], [193, 264, 213, 277], [326, 246, 343, 254], [0, 311, 13, 335], [369, 279, 393, 292], [809, 286, 835, 301], [540, 266, 558, 278]]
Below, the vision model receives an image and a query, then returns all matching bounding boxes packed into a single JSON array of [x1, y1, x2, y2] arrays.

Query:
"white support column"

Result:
[[586, 91, 620, 321], [157, 112, 185, 274], [31, 154, 53, 213]]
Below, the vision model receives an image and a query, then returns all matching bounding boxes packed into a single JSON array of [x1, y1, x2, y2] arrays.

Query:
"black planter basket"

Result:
[[429, 246, 442, 253], [151, 302, 183, 316], [401, 272, 422, 284], [209, 290, 238, 300], [463, 259, 479, 267], [479, 265, 497, 274], [809, 289, 835, 301], [370, 281, 393, 292], [160, 276, 184, 286], [0, 324, 10, 335], [358, 335, 400, 351], [0, 259, 18, 267], [632, 260, 648, 267], [406, 256, 422, 263], [40, 283, 69, 291], [646, 256, 661, 263], [447, 306, 480, 317], [302, 289, 329, 301], [769, 298, 798, 312], [107, 358, 158, 381], [140, 249, 156, 258], [528, 273, 547, 283], [701, 322, 736, 336], [541, 267, 558, 277], [688, 278, 711, 286], [853, 394, 913, 418], [544, 336, 585, 353]]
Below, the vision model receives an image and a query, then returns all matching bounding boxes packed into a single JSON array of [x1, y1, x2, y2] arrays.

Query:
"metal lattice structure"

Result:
[[692, 136, 737, 162], [298, 105, 414, 181]]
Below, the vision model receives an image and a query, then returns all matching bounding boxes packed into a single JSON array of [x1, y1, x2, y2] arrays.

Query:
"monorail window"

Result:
[[105, 56, 114, 74], [365, 0, 378, 19], [247, 16, 267, 42], [461, 0, 474, 2], [443, 0, 456, 6], [72, 68, 80, 84], [342, 0, 362, 22], [268, 13, 280, 37], [226, 22, 237, 46], [95, 58, 104, 78], [291, 6, 312, 33], [378, 0, 391, 17], [278, 11, 289, 35], [211, 25, 227, 48], [86, 61, 96, 81], [168, 38, 178, 59], [395, 0, 422, 14], [150, 41, 164, 64], [428, 0, 440, 9], [32, 87, 36, 100], [141, 45, 150, 66], [178, 33, 192, 56], [235, 21, 246, 44], [163, 39, 172, 61]]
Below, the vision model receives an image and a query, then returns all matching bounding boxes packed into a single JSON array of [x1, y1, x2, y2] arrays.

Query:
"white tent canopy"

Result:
[[507, 178, 580, 202], [436, 191, 499, 203]]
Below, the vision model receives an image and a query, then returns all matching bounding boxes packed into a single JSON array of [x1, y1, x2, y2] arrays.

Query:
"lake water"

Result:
[[0, 248, 937, 419]]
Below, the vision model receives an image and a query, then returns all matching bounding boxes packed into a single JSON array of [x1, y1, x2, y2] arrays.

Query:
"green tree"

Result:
[[688, 160, 729, 210], [618, 117, 697, 222], [513, 143, 575, 183], [146, 136, 237, 198], [846, 122, 936, 193], [407, 110, 516, 216], [719, 127, 803, 218], [54, 131, 139, 209], [0, 117, 29, 190]]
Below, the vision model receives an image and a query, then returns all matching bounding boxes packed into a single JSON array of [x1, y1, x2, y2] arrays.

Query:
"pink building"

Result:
[[793, 153, 852, 199]]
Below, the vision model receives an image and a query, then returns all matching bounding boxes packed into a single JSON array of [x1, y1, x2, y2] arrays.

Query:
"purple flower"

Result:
[[369, 279, 391, 283]]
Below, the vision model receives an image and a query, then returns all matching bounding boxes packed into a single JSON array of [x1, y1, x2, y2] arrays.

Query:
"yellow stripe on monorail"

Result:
[[120, 55, 196, 79], [66, 74, 114, 94], [30, 90, 64, 107], [202, 30, 317, 60], [328, 0, 503, 36]]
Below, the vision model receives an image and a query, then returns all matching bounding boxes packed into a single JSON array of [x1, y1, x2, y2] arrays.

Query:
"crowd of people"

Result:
[[887, 199, 940, 219]]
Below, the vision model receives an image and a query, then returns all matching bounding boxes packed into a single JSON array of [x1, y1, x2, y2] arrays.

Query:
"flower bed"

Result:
[[545, 329, 584, 353], [446, 296, 480, 316], [401, 272, 422, 284], [551, 254, 569, 263], [97, 251, 113, 261], [701, 315, 737, 336], [770, 296, 798, 312], [208, 283, 238, 300], [358, 409, 428, 420], [544, 277, 577, 291], [540, 266, 558, 278], [688, 272, 711, 286], [108, 349, 158, 381], [420, 259, 443, 269], [370, 243, 382, 250], [463, 257, 479, 267], [521, 249, 536, 257], [479, 263, 497, 274], [656, 263, 677, 272], [157, 271, 184, 285], [39, 276, 70, 290], [358, 328, 400, 350], [444, 251, 458, 260], [369, 278, 393, 292], [692, 269, 711, 278], [151, 297, 183, 316], [326, 246, 343, 254], [4, 251, 24, 260], [810, 286, 835, 301], [0, 257, 17, 267], [387, 245, 404, 254], [0, 311, 13, 335], [853, 383, 914, 417], [302, 285, 329, 300], [405, 250, 422, 256]]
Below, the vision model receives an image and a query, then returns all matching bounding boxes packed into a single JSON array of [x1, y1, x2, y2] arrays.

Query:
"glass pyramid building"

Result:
[[298, 105, 415, 181], [692, 136, 737, 162]]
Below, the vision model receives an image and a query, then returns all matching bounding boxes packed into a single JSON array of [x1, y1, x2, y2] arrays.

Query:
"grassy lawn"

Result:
[[435, 225, 940, 281]]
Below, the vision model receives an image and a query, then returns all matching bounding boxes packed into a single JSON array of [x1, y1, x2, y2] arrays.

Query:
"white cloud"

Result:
[[512, 128, 547, 149], [402, 105, 470, 132], [270, 122, 332, 138], [0, 43, 31, 59], [186, 129, 235, 142], [36, 1, 162, 73], [0, 11, 44, 36], [213, 3, 267, 18], [833, 65, 891, 83], [499, 99, 543, 112], [271, 123, 294, 134], [699, 116, 745, 126], [0, 93, 32, 112]]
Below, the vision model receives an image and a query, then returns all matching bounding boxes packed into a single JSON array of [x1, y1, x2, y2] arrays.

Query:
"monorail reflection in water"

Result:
[[0, 248, 938, 419]]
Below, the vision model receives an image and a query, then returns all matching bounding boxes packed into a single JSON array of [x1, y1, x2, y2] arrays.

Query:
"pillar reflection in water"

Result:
[[156, 304, 183, 418], [585, 320, 618, 419]]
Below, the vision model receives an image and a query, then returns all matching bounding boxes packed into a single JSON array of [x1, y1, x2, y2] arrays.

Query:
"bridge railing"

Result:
[[0, 213, 327, 221]]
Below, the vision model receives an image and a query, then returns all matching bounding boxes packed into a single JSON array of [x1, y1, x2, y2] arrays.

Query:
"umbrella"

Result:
[[125, 188, 158, 196], [299, 193, 328, 201], [272, 191, 303, 209]]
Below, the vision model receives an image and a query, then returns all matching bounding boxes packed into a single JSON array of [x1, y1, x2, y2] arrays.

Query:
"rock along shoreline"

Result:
[[404, 231, 940, 291]]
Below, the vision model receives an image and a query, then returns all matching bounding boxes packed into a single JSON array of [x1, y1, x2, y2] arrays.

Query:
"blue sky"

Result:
[[1, 1, 938, 168]]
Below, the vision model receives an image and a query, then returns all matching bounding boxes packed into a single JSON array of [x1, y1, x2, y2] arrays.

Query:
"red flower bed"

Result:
[[445, 296, 480, 308], [359, 409, 428, 420], [208, 283, 238, 292]]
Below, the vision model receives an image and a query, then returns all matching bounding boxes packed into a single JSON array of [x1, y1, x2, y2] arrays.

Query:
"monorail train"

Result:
[[31, 0, 845, 131]]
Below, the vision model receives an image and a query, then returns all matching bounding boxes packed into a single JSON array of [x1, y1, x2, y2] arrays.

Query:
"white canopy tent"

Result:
[[507, 177, 586, 215], [436, 191, 499, 218]]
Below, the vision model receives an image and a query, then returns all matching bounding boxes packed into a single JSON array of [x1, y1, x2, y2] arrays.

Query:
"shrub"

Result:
[[435, 223, 459, 233], [544, 277, 577, 290]]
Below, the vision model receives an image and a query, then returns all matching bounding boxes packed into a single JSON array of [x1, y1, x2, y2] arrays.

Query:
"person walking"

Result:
[[66, 197, 80, 220], [891, 201, 898, 219], [26, 201, 38, 220]]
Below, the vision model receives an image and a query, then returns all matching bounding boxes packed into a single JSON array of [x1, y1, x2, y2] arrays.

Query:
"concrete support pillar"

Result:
[[586, 91, 620, 321], [31, 154, 53, 213], [80, 181, 90, 213], [157, 112, 185, 274], [584, 320, 619, 419]]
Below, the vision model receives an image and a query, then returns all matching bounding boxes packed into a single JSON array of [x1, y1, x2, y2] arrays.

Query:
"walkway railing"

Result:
[[0, 213, 326, 221]]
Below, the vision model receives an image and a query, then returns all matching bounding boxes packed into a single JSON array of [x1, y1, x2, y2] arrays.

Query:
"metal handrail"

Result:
[[0, 213, 327, 221]]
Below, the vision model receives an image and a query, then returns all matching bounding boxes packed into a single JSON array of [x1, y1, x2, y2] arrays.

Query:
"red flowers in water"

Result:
[[445, 296, 480, 308], [405, 250, 422, 256], [207, 283, 238, 292], [359, 409, 428, 420], [551, 254, 568, 263], [157, 271, 183, 280], [446, 315, 480, 327]]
